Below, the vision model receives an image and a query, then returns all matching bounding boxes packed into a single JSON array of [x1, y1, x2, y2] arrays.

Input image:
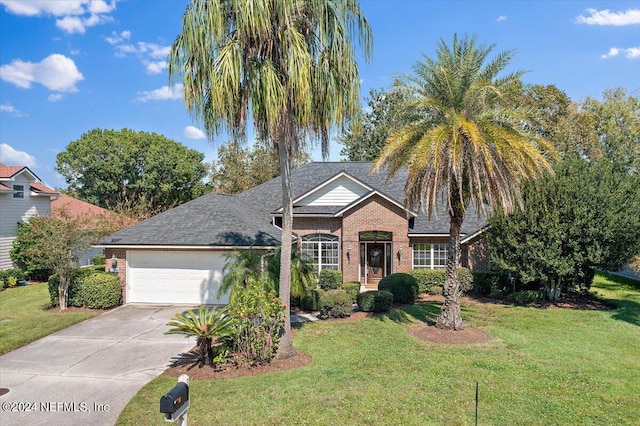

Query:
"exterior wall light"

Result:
[[110, 253, 119, 273]]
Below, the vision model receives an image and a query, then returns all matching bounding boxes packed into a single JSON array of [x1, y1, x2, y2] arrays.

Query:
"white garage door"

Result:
[[127, 250, 229, 304]]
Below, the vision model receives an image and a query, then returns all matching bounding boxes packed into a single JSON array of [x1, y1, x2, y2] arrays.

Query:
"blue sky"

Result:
[[1, 0, 638, 189]]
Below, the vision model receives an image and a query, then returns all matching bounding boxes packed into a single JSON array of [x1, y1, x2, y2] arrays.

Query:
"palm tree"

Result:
[[373, 35, 555, 330], [165, 307, 235, 366], [266, 247, 317, 299], [218, 249, 263, 302], [169, 0, 371, 357]]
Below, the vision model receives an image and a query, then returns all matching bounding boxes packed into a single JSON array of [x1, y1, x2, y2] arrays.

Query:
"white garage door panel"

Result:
[[127, 251, 229, 304]]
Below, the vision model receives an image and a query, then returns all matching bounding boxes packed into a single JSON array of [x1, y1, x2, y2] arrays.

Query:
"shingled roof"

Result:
[[102, 162, 487, 247]]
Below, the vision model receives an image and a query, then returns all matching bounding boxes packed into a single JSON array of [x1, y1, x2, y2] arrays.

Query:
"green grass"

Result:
[[118, 273, 640, 425], [0, 283, 99, 355]]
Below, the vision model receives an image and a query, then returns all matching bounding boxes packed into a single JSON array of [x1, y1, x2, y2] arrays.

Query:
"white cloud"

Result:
[[111, 40, 170, 73], [144, 60, 167, 74], [601, 47, 640, 59], [0, 54, 84, 91], [0, 143, 37, 167], [56, 12, 111, 34], [496, 15, 507, 22], [88, 0, 115, 14], [104, 29, 130, 45], [69, 49, 81, 56], [56, 15, 85, 33], [576, 8, 640, 26], [183, 126, 206, 139], [48, 93, 64, 102], [115, 42, 169, 58], [0, 103, 26, 117], [0, 0, 117, 34], [0, 0, 86, 16], [135, 84, 183, 102]]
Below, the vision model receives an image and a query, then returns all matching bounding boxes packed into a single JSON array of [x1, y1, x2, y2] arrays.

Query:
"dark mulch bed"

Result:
[[467, 290, 617, 311], [164, 350, 313, 380], [408, 324, 489, 345]]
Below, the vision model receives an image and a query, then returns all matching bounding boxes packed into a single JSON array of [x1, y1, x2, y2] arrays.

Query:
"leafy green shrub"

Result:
[[301, 289, 323, 311], [49, 267, 120, 308], [379, 273, 419, 304], [1, 269, 24, 289], [472, 270, 509, 297], [74, 273, 121, 309], [407, 269, 445, 294], [6, 276, 18, 288], [408, 268, 473, 295], [318, 269, 342, 290], [92, 254, 106, 266], [227, 278, 285, 366], [459, 267, 473, 293], [356, 290, 393, 312], [341, 281, 361, 302], [505, 290, 545, 304], [319, 289, 352, 319]]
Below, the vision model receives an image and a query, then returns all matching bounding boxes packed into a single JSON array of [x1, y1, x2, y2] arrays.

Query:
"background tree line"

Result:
[[340, 83, 640, 299]]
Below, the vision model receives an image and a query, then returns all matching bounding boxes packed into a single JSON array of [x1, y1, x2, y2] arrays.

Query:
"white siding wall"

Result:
[[297, 176, 369, 207], [0, 174, 52, 269]]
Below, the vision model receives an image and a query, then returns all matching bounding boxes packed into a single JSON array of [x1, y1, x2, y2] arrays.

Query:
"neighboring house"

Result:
[[51, 194, 117, 266], [102, 162, 488, 305], [0, 163, 59, 270]]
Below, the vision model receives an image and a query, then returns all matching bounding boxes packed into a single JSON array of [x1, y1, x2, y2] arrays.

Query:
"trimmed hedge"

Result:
[[319, 289, 352, 319], [356, 290, 393, 313], [318, 269, 342, 290], [48, 267, 121, 309], [75, 273, 121, 309], [301, 289, 323, 311], [341, 281, 361, 302], [407, 269, 445, 294], [378, 273, 419, 304], [407, 267, 473, 295]]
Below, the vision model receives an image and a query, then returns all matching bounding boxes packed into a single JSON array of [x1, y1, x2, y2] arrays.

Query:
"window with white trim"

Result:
[[300, 234, 339, 274], [412, 243, 449, 269], [13, 184, 24, 199]]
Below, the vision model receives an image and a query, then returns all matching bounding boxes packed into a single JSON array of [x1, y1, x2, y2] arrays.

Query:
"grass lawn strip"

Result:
[[117, 273, 640, 425], [0, 283, 100, 355]]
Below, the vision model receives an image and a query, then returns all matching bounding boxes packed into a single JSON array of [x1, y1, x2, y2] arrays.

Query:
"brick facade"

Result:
[[292, 194, 413, 284], [104, 248, 126, 302]]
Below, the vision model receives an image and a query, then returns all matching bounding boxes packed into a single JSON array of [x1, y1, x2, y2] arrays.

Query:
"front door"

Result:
[[360, 242, 390, 288], [367, 244, 385, 283]]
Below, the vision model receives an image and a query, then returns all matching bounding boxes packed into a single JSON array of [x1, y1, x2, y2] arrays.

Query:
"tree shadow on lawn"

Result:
[[384, 302, 440, 325], [595, 272, 640, 327]]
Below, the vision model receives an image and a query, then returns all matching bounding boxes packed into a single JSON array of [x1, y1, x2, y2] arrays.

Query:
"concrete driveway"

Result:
[[0, 305, 196, 426]]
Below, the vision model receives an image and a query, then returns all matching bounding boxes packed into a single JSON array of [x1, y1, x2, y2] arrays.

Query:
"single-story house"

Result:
[[101, 162, 488, 305]]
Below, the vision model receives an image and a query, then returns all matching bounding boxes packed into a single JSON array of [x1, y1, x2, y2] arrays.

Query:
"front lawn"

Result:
[[118, 273, 640, 425], [0, 283, 100, 355]]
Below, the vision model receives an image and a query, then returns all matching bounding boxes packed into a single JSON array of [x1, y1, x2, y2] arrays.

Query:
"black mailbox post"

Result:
[[160, 375, 190, 424]]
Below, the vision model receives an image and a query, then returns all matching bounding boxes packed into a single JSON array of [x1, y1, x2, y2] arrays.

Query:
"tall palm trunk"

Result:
[[436, 210, 464, 330], [275, 128, 295, 359]]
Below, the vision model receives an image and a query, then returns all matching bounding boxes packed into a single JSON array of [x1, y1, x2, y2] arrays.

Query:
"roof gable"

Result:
[[293, 172, 372, 207], [0, 163, 40, 182]]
